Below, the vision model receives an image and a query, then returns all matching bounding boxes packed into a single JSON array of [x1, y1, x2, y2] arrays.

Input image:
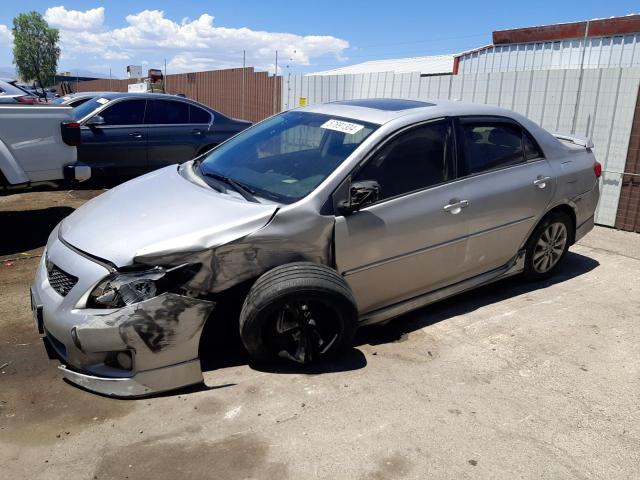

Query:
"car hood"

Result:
[[59, 166, 279, 267]]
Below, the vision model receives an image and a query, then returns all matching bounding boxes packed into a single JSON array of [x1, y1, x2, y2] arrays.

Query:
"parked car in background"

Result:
[[0, 105, 90, 186], [0, 78, 42, 104], [68, 93, 252, 177], [52, 92, 107, 108], [18, 84, 58, 101], [32, 99, 600, 397]]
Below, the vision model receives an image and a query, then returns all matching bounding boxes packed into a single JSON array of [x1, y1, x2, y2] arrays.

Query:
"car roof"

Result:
[[300, 98, 532, 126], [95, 92, 193, 100]]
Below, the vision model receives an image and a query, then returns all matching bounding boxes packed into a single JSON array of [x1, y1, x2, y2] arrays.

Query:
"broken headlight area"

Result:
[[87, 264, 199, 309]]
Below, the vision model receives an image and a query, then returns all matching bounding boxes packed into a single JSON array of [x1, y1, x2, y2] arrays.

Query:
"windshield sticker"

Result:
[[281, 179, 298, 184], [96, 97, 109, 105], [320, 119, 364, 135]]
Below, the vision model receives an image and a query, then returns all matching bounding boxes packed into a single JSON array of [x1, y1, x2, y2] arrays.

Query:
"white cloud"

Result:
[[0, 24, 12, 45], [44, 6, 105, 31], [39, 8, 349, 74]]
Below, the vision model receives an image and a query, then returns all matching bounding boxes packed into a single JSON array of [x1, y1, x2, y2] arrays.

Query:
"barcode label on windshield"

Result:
[[321, 119, 364, 135]]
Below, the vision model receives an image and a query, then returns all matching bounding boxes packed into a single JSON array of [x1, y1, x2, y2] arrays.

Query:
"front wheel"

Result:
[[523, 211, 572, 280], [239, 263, 358, 365]]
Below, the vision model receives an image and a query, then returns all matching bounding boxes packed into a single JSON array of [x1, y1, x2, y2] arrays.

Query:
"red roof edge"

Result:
[[493, 14, 640, 45]]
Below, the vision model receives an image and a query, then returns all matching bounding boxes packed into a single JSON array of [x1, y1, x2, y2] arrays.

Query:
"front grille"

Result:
[[47, 264, 78, 297]]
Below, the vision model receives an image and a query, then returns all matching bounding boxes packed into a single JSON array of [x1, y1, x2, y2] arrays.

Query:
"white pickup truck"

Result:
[[0, 105, 90, 187]]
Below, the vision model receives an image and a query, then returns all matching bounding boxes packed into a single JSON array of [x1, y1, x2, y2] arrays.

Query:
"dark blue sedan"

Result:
[[67, 92, 251, 178]]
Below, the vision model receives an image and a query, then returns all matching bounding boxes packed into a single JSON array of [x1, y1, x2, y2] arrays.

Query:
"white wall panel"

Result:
[[458, 34, 640, 74], [281, 67, 640, 226]]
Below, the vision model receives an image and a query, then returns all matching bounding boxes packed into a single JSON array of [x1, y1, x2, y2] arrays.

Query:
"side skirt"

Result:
[[358, 251, 525, 326]]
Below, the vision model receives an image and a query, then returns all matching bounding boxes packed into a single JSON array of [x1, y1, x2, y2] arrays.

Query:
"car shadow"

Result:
[[199, 251, 598, 384], [355, 251, 600, 346], [0, 207, 75, 256]]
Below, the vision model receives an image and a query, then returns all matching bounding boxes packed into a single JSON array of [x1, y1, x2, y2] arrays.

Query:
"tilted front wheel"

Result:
[[524, 211, 572, 280], [239, 263, 358, 364]]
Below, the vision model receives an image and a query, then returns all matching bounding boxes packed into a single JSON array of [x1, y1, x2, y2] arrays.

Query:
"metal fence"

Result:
[[282, 67, 640, 227], [64, 67, 281, 123]]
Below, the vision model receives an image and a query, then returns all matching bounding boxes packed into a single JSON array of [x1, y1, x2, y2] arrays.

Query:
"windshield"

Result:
[[198, 111, 378, 204], [71, 96, 108, 120]]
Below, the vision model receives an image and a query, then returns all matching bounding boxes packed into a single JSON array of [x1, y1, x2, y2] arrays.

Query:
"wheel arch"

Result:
[[534, 203, 577, 246]]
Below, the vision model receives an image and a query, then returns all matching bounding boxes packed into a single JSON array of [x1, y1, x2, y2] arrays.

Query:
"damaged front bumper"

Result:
[[31, 231, 215, 398]]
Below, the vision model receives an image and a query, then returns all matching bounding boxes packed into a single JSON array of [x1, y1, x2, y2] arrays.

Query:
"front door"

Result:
[[334, 119, 471, 313], [79, 99, 148, 177], [146, 99, 201, 170], [454, 118, 555, 277]]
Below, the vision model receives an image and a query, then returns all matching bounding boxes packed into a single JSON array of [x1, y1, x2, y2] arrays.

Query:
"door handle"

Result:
[[191, 129, 203, 136], [533, 176, 552, 189], [128, 131, 144, 139], [443, 199, 469, 214]]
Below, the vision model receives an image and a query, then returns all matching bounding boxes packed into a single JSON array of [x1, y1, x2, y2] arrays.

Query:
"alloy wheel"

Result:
[[532, 222, 568, 273], [265, 300, 340, 364]]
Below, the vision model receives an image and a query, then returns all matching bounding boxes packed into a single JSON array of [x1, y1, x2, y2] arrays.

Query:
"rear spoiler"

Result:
[[553, 133, 594, 149]]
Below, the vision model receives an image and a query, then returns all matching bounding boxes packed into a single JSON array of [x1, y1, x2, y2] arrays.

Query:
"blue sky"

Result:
[[0, 1, 638, 78]]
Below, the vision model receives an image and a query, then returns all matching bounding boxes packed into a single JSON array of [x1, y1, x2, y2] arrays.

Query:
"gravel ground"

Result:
[[0, 189, 639, 479]]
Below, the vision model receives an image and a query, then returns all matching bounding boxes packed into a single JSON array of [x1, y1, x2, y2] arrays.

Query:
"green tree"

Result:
[[12, 11, 60, 96]]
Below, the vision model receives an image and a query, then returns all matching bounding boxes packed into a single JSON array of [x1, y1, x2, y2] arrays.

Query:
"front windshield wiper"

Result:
[[199, 168, 259, 203]]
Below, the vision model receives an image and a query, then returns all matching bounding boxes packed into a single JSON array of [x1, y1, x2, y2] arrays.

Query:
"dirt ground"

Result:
[[1, 189, 639, 479]]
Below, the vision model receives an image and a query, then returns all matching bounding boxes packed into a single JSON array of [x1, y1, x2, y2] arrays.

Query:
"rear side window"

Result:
[[524, 131, 544, 160], [354, 121, 454, 200], [190, 105, 211, 124], [460, 122, 524, 175], [100, 99, 146, 125], [145, 100, 189, 124]]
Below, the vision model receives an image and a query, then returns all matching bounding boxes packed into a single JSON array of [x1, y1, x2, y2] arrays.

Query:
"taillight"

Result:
[[15, 95, 37, 104], [594, 161, 602, 178], [61, 121, 82, 146]]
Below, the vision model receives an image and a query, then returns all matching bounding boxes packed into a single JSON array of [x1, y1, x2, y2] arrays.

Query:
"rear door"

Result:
[[454, 117, 555, 277], [146, 99, 202, 169], [79, 99, 148, 176], [334, 119, 470, 313]]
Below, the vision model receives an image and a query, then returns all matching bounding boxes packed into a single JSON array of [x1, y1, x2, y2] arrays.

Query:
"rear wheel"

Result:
[[239, 263, 358, 364], [524, 211, 572, 280]]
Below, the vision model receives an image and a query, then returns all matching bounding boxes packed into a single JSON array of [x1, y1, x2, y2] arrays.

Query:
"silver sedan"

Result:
[[31, 98, 600, 397]]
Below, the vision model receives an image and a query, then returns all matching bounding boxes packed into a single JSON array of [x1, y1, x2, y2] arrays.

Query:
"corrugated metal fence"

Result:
[[282, 68, 640, 227], [65, 67, 281, 123]]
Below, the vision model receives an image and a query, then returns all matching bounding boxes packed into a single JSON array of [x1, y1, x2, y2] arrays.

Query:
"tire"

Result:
[[239, 262, 358, 364], [523, 211, 573, 281]]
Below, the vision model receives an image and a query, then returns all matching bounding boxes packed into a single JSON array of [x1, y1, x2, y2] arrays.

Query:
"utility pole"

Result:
[[273, 50, 278, 114], [242, 50, 246, 119], [164, 58, 167, 93], [571, 20, 590, 135]]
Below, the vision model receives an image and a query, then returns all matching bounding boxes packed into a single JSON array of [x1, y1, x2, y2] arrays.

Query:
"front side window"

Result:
[[146, 100, 189, 124], [100, 99, 146, 125], [354, 121, 454, 200], [198, 111, 378, 203], [460, 122, 524, 175]]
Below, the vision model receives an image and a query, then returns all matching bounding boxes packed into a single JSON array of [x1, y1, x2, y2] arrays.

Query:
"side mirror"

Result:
[[338, 180, 381, 215], [86, 115, 105, 127]]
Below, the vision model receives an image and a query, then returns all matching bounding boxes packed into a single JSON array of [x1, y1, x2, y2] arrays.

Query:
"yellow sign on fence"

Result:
[[299, 97, 307, 107]]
